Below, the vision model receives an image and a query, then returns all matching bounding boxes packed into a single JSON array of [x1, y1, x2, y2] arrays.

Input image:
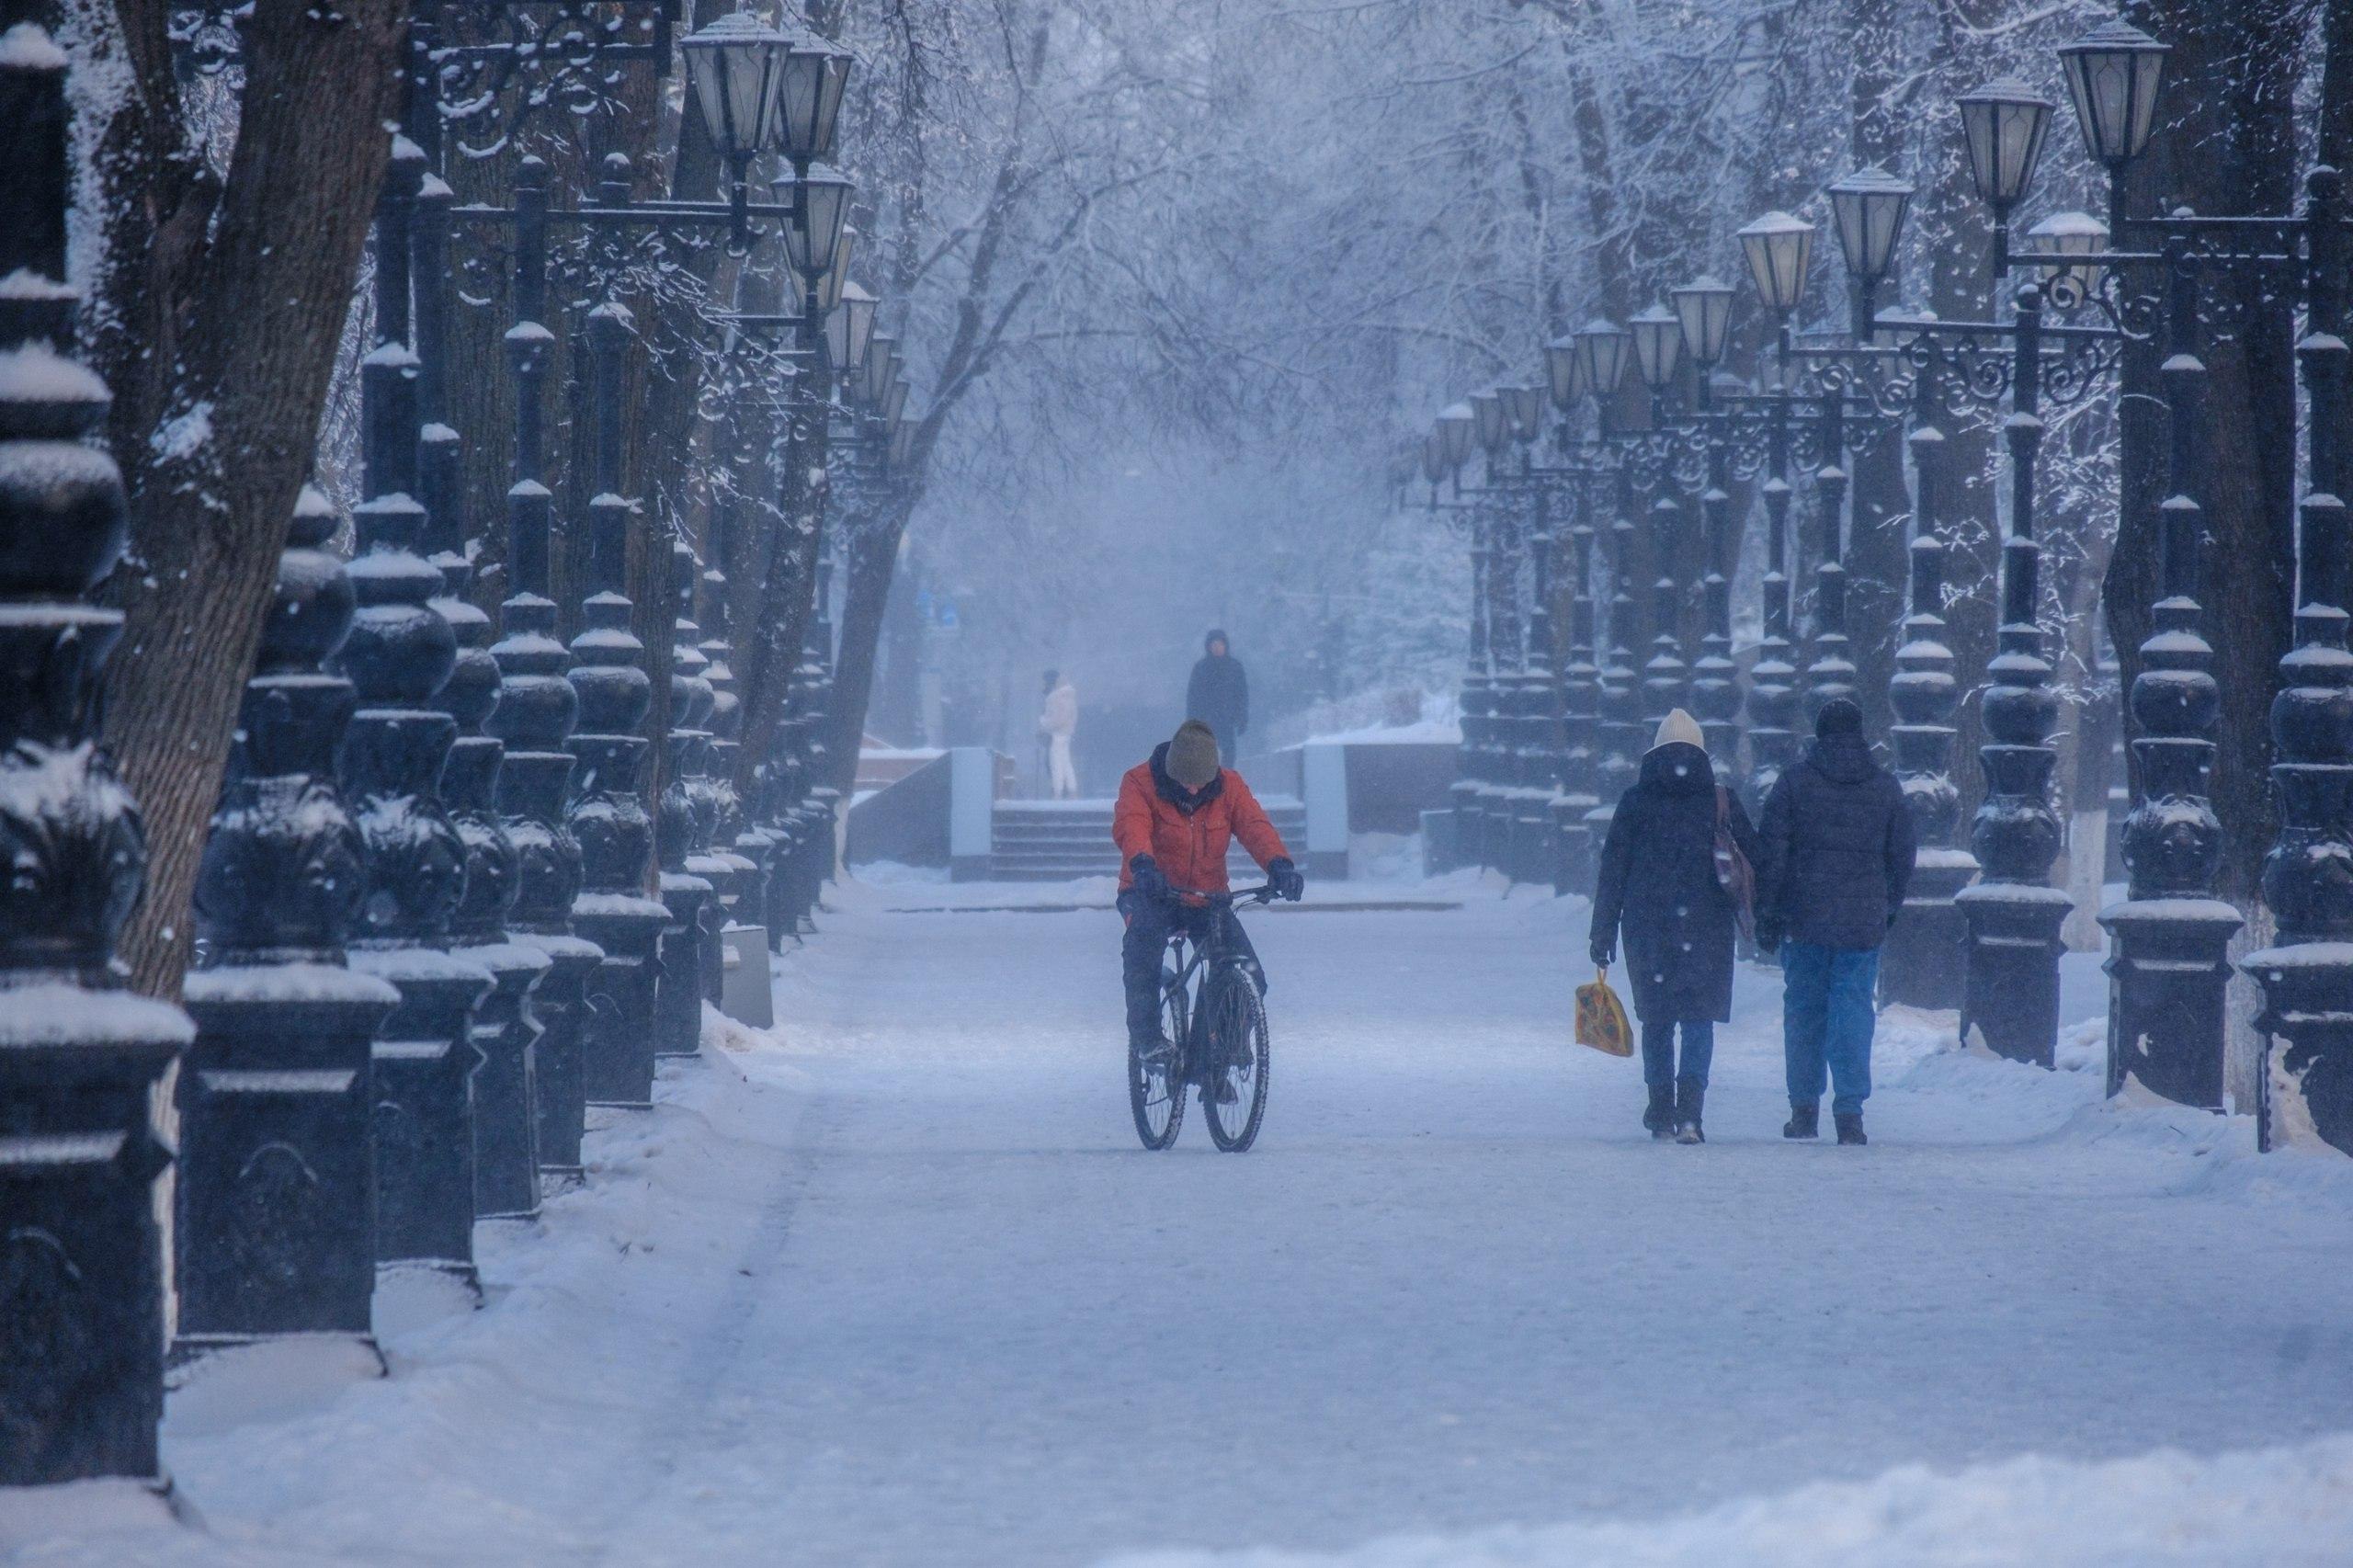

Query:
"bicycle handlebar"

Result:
[[1165, 883, 1276, 906]]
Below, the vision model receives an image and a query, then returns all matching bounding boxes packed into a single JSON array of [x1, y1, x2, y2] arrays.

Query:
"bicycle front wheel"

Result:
[[1199, 970, 1269, 1153], [1129, 971, 1188, 1150]]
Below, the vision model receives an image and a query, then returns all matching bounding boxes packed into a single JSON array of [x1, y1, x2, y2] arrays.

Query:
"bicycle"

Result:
[[1128, 883, 1274, 1153]]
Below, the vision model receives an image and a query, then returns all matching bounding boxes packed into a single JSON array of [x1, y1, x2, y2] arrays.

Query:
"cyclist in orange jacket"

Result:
[[1113, 720, 1303, 1051]]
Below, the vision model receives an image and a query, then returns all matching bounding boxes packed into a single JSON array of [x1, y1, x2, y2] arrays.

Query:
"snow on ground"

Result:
[[6, 882, 2351, 1567]]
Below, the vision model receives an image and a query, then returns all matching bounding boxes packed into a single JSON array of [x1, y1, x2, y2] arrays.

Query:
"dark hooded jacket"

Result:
[[1756, 732, 1915, 950], [1589, 742, 1759, 1024], [1186, 631, 1249, 751]]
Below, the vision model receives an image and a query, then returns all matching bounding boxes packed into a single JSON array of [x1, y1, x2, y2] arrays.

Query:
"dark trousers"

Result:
[[1640, 1018, 1715, 1088], [1119, 891, 1262, 1042]]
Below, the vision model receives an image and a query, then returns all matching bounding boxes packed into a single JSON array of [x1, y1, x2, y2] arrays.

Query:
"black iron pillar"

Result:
[[1881, 528, 1976, 1011], [1552, 507, 1602, 892], [177, 487, 398, 1361], [654, 543, 718, 1060], [1587, 472, 1644, 843], [676, 545, 752, 987], [1802, 392, 1856, 723], [1745, 396, 1802, 812], [1690, 416, 1742, 769], [2244, 167, 2353, 1156], [568, 285, 670, 1108], [0, 31, 192, 1481], [487, 157, 601, 1184], [1450, 506, 1493, 869], [1639, 475, 1688, 735], [1956, 286, 2070, 1066], [1514, 479, 1562, 885], [2101, 242, 2241, 1108], [699, 532, 769, 941], [339, 138, 492, 1281]]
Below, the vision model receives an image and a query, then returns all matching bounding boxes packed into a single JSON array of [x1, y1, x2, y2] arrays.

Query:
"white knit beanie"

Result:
[[1648, 708, 1706, 754]]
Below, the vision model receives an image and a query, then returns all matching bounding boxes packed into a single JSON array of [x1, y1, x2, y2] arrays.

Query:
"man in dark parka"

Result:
[[1590, 710, 1761, 1143], [1756, 698, 1915, 1146], [1186, 631, 1249, 767]]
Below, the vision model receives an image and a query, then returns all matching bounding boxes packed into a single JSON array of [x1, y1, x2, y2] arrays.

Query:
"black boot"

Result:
[[1643, 1083, 1676, 1140], [1783, 1102, 1820, 1140], [1835, 1111, 1868, 1146], [1673, 1076, 1705, 1144]]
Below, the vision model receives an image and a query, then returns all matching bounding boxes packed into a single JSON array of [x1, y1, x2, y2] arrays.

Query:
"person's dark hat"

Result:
[[1815, 697, 1864, 738]]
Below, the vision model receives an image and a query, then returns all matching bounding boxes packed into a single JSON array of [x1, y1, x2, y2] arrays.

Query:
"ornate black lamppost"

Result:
[[1542, 336, 1602, 890], [178, 487, 399, 1361], [1627, 306, 1693, 737], [0, 27, 193, 1481], [340, 139, 494, 1282], [483, 154, 604, 1184], [2242, 168, 2353, 1154], [2100, 242, 2241, 1106], [1734, 211, 1815, 812], [655, 540, 719, 1059], [1671, 278, 1739, 767]]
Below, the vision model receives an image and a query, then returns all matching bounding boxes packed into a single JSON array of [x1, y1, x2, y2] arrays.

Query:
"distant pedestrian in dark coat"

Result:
[[1756, 697, 1916, 1146], [1186, 631, 1249, 766], [1589, 709, 1760, 1145]]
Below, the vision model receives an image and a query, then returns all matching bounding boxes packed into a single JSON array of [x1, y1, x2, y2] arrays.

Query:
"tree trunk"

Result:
[[826, 500, 915, 796], [94, 0, 409, 1000]]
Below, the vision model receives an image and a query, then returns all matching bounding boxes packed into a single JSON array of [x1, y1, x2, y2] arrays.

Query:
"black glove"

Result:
[[1267, 857, 1304, 903], [1130, 855, 1168, 903], [1755, 921, 1783, 958], [1589, 937, 1616, 969]]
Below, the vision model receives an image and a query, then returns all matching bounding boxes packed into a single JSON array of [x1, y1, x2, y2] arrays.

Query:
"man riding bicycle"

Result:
[[1115, 720, 1304, 1058]]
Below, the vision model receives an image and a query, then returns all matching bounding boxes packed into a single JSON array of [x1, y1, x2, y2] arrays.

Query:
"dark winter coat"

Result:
[[1589, 742, 1760, 1024], [1186, 632, 1249, 755], [1756, 733, 1916, 951]]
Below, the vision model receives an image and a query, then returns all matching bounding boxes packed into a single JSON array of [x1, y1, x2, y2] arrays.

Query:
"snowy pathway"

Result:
[[12, 882, 2353, 1566]]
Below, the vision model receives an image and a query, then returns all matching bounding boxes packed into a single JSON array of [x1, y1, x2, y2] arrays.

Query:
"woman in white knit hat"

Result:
[[1587, 709, 1760, 1143]]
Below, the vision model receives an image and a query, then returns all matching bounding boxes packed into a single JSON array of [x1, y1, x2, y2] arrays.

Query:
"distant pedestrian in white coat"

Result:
[[1040, 670, 1079, 799]]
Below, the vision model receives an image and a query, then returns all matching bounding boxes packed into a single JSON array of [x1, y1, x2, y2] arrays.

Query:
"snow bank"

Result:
[[1104, 1435, 2353, 1567]]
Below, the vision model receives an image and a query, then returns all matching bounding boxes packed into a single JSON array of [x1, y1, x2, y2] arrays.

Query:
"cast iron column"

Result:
[[699, 493, 772, 937], [2243, 166, 2353, 1155], [568, 281, 671, 1108], [1745, 392, 1802, 812], [1802, 392, 1856, 722], [654, 541, 718, 1058], [1552, 489, 1602, 892], [487, 156, 601, 1184], [1690, 409, 1742, 767], [2101, 241, 2241, 1107], [177, 487, 398, 1360], [339, 137, 493, 1280], [1881, 531, 1975, 1009], [1639, 472, 1688, 733], [1587, 465, 1644, 835], [1956, 286, 2071, 1065], [0, 31, 192, 1480]]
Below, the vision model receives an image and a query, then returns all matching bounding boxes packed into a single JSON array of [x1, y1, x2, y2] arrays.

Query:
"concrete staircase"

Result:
[[989, 798, 1307, 882]]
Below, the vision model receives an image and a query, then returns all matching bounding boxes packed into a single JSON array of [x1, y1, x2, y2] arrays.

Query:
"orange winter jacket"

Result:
[[1113, 744, 1290, 900]]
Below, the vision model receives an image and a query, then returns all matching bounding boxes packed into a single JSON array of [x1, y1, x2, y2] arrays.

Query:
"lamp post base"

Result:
[[1879, 849, 1978, 1011], [2241, 943, 2353, 1155], [1955, 883, 2072, 1067], [2099, 897, 2243, 1110]]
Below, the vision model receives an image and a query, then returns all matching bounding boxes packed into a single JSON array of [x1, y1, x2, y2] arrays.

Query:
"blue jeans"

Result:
[[1641, 1018, 1714, 1088], [1781, 941, 1879, 1116]]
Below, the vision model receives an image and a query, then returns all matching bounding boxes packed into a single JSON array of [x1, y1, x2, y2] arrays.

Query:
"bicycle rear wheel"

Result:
[[1199, 969, 1268, 1153], [1129, 964, 1188, 1150]]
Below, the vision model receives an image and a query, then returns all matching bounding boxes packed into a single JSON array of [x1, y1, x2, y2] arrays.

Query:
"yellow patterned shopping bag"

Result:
[[1574, 966, 1634, 1056]]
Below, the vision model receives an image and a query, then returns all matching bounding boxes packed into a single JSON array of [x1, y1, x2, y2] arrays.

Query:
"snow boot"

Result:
[[1783, 1102, 1820, 1140], [1835, 1111, 1868, 1146], [1673, 1076, 1705, 1144], [1643, 1083, 1676, 1140]]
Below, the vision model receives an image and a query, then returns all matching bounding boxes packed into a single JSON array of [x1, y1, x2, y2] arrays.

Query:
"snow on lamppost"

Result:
[[177, 486, 398, 1363], [1505, 381, 1561, 887], [654, 540, 719, 1062], [1545, 334, 1603, 892], [0, 19, 193, 1485], [1673, 277, 1741, 772]]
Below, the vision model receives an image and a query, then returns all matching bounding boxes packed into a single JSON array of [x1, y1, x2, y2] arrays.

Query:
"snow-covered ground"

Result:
[[6, 877, 2352, 1566]]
